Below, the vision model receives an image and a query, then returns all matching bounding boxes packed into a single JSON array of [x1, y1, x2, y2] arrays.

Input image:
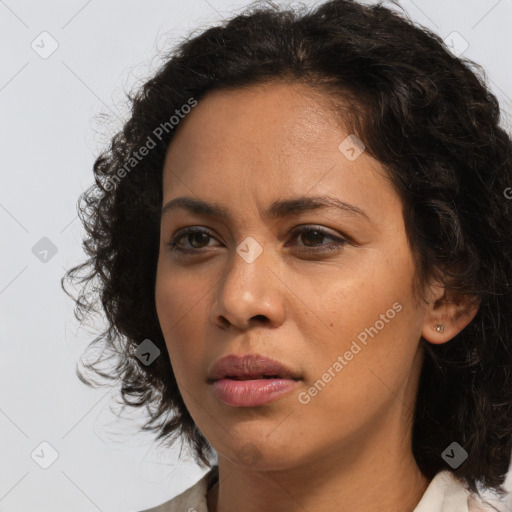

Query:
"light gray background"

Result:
[[1, 0, 512, 511]]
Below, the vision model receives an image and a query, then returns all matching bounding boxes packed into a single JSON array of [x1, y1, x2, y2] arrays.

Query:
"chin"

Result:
[[217, 436, 307, 471]]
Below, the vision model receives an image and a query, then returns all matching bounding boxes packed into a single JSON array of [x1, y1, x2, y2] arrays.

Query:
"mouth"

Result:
[[210, 377, 301, 407], [207, 353, 302, 407], [207, 353, 301, 383], [221, 374, 297, 381]]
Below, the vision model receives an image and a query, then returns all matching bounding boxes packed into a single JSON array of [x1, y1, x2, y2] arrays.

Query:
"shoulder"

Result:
[[137, 466, 218, 512], [414, 470, 509, 512]]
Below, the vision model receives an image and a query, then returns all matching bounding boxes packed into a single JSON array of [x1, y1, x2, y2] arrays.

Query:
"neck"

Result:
[[207, 412, 430, 512]]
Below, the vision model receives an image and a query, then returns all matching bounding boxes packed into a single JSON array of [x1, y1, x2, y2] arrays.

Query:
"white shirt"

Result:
[[137, 467, 502, 512]]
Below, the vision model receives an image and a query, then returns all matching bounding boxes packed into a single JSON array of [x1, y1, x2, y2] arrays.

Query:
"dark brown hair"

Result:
[[62, 0, 512, 504]]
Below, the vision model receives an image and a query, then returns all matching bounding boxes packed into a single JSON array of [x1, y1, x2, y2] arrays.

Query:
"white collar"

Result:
[[413, 470, 471, 511], [139, 467, 501, 512]]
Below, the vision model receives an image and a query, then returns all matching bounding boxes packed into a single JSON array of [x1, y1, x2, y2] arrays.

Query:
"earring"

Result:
[[435, 324, 445, 333]]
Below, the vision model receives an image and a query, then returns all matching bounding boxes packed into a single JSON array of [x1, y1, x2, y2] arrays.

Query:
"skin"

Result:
[[154, 80, 479, 512]]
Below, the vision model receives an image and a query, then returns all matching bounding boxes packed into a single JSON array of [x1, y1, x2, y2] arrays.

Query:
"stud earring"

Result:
[[435, 324, 445, 333]]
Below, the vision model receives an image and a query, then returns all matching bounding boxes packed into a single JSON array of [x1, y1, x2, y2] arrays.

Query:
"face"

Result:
[[155, 81, 430, 471]]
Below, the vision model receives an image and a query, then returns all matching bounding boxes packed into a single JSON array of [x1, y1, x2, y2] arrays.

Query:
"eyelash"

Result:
[[166, 226, 348, 255]]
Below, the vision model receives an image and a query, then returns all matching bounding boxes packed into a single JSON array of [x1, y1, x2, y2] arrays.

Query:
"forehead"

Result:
[[163, 81, 359, 182], [160, 81, 397, 225]]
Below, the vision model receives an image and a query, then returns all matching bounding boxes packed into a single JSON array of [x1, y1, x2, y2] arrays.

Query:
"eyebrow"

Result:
[[161, 195, 371, 222]]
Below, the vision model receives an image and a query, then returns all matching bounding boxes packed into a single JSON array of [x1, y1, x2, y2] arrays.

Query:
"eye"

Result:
[[166, 227, 220, 253], [166, 225, 348, 254], [286, 226, 348, 253]]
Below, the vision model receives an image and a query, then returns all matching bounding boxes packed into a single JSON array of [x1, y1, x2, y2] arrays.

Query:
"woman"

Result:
[[62, 1, 512, 511]]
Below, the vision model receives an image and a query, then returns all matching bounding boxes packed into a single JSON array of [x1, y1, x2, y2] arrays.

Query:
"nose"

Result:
[[209, 247, 286, 331]]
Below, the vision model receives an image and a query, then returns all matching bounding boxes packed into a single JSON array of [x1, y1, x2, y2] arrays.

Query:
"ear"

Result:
[[421, 280, 480, 345]]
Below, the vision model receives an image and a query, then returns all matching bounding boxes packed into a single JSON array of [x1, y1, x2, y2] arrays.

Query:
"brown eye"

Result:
[[289, 226, 347, 252], [167, 228, 219, 252], [187, 232, 211, 248], [298, 229, 329, 247], [167, 225, 348, 255]]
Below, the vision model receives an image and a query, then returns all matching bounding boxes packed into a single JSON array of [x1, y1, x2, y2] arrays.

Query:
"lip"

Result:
[[211, 378, 300, 407], [207, 354, 302, 407], [207, 353, 301, 382]]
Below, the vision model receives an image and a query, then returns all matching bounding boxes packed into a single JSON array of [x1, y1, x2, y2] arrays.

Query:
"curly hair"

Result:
[[62, 0, 512, 503]]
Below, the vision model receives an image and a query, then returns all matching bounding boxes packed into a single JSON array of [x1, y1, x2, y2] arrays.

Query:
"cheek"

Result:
[[291, 304, 423, 452], [302, 243, 417, 338], [154, 260, 213, 381], [155, 264, 191, 367], [297, 242, 423, 399], [155, 256, 211, 333], [154, 265, 177, 340]]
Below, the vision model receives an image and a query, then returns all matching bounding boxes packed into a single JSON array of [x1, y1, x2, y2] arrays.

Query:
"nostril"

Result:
[[218, 316, 231, 328]]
